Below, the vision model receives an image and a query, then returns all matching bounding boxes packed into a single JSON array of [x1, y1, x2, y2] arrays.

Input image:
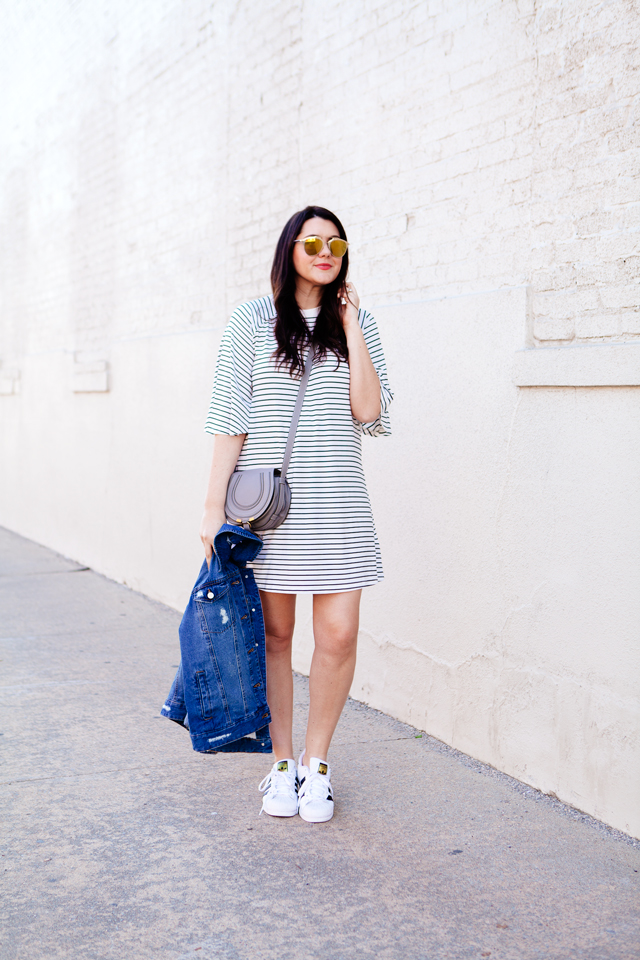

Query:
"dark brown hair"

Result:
[[270, 205, 350, 376]]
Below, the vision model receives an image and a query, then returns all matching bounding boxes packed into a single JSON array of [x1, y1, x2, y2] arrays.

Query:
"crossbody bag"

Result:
[[224, 344, 315, 533]]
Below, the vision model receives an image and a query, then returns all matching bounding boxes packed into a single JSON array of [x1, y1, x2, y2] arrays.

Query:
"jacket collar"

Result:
[[211, 523, 263, 568]]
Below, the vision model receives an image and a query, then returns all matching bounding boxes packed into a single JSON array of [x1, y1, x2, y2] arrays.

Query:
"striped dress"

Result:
[[205, 295, 392, 593]]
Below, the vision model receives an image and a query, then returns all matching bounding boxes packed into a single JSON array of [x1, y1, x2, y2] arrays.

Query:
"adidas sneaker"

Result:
[[258, 759, 299, 817], [297, 753, 334, 823]]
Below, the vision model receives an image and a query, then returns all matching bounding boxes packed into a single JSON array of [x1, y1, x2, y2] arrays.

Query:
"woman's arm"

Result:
[[200, 433, 246, 560], [341, 284, 381, 423]]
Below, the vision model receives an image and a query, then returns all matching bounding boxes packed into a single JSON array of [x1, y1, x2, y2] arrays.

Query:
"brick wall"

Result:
[[530, 2, 640, 343], [1, 0, 637, 359], [223, 0, 639, 343]]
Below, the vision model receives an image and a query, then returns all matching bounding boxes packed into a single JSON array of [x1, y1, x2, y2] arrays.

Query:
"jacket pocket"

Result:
[[195, 582, 229, 603], [196, 585, 233, 636]]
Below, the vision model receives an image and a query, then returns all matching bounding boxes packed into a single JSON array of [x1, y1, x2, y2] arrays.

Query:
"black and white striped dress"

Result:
[[205, 296, 392, 593]]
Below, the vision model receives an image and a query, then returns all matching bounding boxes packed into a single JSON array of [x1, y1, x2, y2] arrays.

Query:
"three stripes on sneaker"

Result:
[[258, 754, 334, 822]]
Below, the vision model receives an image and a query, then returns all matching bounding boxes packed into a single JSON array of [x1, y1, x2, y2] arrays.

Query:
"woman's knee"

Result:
[[313, 593, 360, 659], [313, 624, 358, 662], [261, 591, 295, 655], [265, 626, 294, 655]]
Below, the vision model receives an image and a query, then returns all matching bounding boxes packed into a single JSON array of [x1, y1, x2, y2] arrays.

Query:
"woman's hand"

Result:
[[200, 506, 227, 563], [200, 433, 246, 562], [338, 283, 381, 423], [339, 282, 360, 329]]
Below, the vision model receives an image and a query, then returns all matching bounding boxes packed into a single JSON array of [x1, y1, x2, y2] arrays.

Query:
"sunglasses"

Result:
[[294, 235, 349, 258]]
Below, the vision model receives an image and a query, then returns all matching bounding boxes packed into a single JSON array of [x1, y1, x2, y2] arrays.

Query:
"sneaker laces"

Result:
[[299, 770, 332, 802], [258, 768, 295, 798]]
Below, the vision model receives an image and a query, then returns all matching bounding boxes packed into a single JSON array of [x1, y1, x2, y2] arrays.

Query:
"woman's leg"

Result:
[[303, 589, 362, 763], [260, 590, 297, 761]]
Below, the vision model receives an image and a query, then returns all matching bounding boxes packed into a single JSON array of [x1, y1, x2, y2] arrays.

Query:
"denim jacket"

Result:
[[161, 524, 272, 753]]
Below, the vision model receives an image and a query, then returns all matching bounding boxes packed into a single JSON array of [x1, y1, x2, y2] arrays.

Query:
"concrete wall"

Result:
[[1, 1, 638, 835]]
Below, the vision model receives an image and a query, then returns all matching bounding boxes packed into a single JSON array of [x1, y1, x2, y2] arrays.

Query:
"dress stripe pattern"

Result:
[[205, 295, 392, 594]]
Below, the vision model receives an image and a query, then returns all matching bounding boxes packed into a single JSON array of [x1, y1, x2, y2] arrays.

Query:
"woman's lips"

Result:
[[315, 263, 332, 270]]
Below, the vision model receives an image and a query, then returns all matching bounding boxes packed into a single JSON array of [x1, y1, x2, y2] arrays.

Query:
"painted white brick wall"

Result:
[[2, 0, 637, 358], [221, 0, 639, 341]]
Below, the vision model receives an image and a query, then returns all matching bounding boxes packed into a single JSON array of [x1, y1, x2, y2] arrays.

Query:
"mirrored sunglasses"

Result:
[[294, 236, 349, 257]]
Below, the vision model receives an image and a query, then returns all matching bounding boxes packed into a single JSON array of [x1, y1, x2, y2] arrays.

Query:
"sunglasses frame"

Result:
[[294, 235, 349, 258]]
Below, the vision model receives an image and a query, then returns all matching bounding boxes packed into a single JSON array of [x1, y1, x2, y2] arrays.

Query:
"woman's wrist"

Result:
[[339, 281, 360, 333], [342, 311, 362, 338], [203, 499, 226, 514]]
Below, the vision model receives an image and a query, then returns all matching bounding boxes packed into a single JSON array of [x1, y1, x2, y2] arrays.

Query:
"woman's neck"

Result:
[[295, 277, 323, 310]]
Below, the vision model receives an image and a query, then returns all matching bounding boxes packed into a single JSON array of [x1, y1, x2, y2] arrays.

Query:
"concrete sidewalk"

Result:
[[1, 526, 638, 960]]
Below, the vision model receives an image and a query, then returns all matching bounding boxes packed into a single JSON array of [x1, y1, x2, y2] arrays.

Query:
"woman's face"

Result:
[[292, 217, 344, 288]]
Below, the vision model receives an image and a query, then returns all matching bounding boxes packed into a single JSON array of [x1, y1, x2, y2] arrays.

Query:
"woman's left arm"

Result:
[[341, 284, 381, 423]]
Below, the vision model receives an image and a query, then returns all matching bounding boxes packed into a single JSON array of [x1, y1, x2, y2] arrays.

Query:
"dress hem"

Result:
[[255, 577, 384, 595]]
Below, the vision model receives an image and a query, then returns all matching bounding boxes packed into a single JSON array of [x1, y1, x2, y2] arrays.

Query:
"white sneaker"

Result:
[[297, 752, 334, 823], [258, 759, 299, 817]]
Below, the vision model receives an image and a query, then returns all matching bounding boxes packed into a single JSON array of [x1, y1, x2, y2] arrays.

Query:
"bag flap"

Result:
[[226, 469, 276, 522]]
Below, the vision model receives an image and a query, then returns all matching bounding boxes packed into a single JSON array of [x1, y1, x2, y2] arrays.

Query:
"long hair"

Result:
[[271, 205, 350, 376]]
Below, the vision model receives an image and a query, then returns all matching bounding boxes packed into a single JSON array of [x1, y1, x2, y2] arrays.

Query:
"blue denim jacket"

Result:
[[161, 524, 272, 753]]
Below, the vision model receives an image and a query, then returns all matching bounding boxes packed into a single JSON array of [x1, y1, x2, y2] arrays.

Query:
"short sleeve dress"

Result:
[[205, 295, 393, 594]]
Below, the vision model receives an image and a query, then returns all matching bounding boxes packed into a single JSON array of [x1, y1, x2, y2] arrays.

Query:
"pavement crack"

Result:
[[0, 567, 91, 579], [0, 760, 203, 786], [333, 735, 421, 745]]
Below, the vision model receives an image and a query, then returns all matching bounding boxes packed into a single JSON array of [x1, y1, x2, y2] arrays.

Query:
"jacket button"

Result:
[[207, 591, 214, 599]]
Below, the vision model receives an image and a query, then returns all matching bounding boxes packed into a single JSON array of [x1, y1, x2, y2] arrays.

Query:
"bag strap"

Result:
[[280, 344, 315, 479]]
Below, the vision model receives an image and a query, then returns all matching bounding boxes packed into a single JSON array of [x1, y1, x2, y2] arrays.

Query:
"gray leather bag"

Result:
[[224, 346, 314, 533]]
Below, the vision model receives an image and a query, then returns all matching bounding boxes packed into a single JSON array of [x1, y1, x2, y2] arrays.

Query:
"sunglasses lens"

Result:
[[329, 238, 348, 257], [303, 237, 323, 255]]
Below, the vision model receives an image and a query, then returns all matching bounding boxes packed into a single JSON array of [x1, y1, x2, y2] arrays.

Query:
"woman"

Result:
[[200, 205, 392, 822]]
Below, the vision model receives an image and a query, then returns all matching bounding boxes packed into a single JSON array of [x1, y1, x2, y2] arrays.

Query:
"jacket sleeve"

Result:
[[357, 309, 393, 437], [205, 306, 255, 435]]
